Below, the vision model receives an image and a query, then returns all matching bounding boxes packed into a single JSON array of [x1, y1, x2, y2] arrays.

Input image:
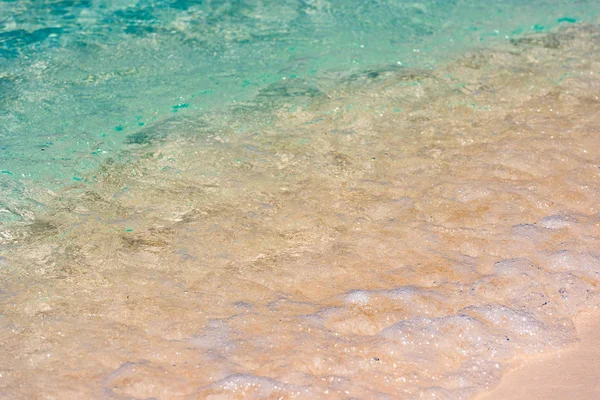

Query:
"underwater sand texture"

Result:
[[1, 25, 600, 399]]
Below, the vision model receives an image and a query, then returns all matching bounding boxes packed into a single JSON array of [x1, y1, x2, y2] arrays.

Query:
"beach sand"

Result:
[[1, 24, 599, 399], [478, 310, 600, 400]]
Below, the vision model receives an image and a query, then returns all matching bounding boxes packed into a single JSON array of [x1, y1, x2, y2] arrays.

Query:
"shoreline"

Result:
[[477, 309, 600, 400], [1, 24, 599, 398]]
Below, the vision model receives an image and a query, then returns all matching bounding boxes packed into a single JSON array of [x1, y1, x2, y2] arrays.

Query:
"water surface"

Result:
[[1, 1, 600, 399]]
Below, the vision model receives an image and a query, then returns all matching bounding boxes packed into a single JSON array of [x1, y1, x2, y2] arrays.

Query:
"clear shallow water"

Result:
[[1, 0, 598, 222], [1, 2, 600, 399]]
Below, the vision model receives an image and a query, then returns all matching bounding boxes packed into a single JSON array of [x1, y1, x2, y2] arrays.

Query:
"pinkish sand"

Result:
[[478, 310, 600, 400]]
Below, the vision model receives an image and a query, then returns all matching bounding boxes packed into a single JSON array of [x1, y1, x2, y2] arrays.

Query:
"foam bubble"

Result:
[[540, 215, 576, 229]]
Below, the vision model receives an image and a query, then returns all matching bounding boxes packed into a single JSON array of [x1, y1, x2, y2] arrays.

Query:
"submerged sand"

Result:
[[1, 24, 600, 399]]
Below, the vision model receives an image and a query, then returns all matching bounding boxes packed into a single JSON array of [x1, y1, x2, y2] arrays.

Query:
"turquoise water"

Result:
[[1, 0, 598, 223]]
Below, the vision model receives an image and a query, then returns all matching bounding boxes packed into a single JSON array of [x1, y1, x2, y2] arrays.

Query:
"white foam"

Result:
[[540, 215, 575, 229]]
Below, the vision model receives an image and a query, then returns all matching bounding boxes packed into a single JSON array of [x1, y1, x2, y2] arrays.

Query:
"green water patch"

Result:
[[1, 0, 599, 225]]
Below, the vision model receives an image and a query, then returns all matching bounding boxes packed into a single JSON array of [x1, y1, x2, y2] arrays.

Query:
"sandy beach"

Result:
[[479, 310, 600, 400]]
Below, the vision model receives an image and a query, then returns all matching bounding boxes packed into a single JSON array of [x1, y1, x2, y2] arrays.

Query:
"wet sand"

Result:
[[478, 310, 600, 400], [1, 25, 600, 399]]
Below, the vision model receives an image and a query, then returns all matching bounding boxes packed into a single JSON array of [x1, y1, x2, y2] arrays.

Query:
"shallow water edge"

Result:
[[1, 24, 600, 399], [477, 309, 600, 400]]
